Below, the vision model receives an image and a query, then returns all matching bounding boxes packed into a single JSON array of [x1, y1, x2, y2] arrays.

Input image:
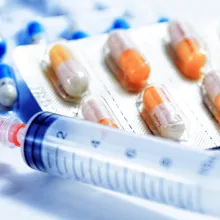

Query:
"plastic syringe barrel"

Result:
[[20, 112, 220, 217]]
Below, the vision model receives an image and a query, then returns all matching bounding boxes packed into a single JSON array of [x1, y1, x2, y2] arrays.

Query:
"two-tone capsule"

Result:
[[43, 65, 76, 102], [106, 30, 150, 92], [81, 96, 118, 128], [168, 21, 206, 80], [26, 21, 46, 44], [0, 64, 17, 107], [137, 84, 186, 140], [202, 70, 220, 122], [49, 44, 89, 100]]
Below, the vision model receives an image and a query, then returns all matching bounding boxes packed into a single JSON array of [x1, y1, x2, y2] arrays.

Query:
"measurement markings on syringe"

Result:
[[139, 171, 203, 212], [44, 143, 204, 213], [198, 155, 218, 175], [72, 153, 80, 180], [47, 152, 52, 168], [91, 140, 101, 148], [160, 157, 172, 168], [64, 156, 69, 174], [125, 148, 137, 159], [141, 173, 150, 199], [106, 162, 114, 189], [177, 182, 185, 208], [107, 162, 122, 190], [159, 178, 166, 204], [80, 160, 86, 180], [89, 158, 98, 185], [132, 171, 137, 193], [167, 181, 175, 205], [123, 168, 132, 194], [42, 125, 203, 212], [55, 147, 64, 176], [97, 164, 103, 185]]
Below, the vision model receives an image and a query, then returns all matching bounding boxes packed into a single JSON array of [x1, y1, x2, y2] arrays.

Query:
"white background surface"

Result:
[[2, 0, 220, 219]]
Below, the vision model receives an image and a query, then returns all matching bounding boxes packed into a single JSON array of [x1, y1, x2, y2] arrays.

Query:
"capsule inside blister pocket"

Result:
[[105, 30, 150, 92], [202, 70, 220, 122], [168, 21, 207, 80], [49, 44, 89, 99], [137, 84, 187, 140], [43, 64, 78, 102], [41, 43, 89, 102], [80, 95, 119, 128]]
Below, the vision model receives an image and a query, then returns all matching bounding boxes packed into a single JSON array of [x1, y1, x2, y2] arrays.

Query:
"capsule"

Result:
[[138, 85, 186, 140], [44, 65, 76, 102], [0, 64, 17, 107], [168, 21, 206, 80], [26, 21, 46, 44], [106, 30, 150, 92], [81, 96, 118, 128], [203, 70, 220, 121], [203, 95, 220, 123], [49, 44, 89, 99]]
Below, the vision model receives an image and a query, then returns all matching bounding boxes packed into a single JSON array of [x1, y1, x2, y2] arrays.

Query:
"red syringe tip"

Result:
[[0, 115, 25, 148]]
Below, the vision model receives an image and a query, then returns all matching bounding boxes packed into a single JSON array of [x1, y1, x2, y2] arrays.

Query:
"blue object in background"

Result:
[[26, 21, 45, 44], [112, 18, 130, 30], [157, 17, 170, 23], [105, 17, 130, 33], [27, 20, 45, 37], [94, 2, 109, 10], [0, 64, 14, 79], [27, 21, 44, 36], [16, 20, 46, 45], [0, 64, 18, 107], [70, 31, 89, 40], [0, 39, 7, 60]]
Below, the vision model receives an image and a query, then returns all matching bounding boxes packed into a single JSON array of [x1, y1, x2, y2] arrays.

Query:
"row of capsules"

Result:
[[169, 21, 220, 125], [0, 16, 132, 109], [21, 19, 118, 127], [25, 19, 134, 128], [41, 20, 220, 141], [105, 25, 187, 141], [0, 18, 83, 109], [105, 20, 220, 141], [42, 21, 188, 140]]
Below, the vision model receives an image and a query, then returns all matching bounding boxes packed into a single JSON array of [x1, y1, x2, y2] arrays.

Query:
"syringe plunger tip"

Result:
[[0, 116, 25, 148]]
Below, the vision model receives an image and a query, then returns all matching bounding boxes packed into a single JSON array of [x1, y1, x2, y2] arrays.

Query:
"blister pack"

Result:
[[13, 22, 220, 149]]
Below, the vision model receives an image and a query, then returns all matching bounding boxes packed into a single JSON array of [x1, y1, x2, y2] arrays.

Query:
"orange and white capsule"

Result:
[[203, 70, 220, 122], [81, 96, 118, 128], [138, 85, 186, 140], [49, 44, 89, 99], [168, 21, 206, 80], [106, 30, 150, 92]]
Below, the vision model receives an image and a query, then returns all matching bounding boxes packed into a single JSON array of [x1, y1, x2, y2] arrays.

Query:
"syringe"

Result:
[[1, 111, 220, 217]]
